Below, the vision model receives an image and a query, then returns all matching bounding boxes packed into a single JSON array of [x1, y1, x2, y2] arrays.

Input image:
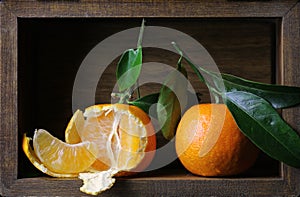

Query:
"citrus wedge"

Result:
[[65, 109, 84, 144], [22, 134, 78, 178], [31, 129, 97, 174]]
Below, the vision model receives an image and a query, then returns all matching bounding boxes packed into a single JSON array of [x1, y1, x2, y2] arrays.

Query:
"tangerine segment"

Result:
[[176, 104, 259, 176], [22, 134, 78, 178], [65, 104, 156, 174], [33, 129, 97, 174], [65, 109, 84, 144]]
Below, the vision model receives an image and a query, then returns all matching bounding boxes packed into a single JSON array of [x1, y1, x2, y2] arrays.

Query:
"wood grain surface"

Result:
[[1, 0, 300, 196]]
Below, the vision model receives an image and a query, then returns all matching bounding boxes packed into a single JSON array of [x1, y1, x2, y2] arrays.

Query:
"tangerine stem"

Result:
[[137, 19, 145, 48], [135, 19, 145, 99], [172, 42, 225, 103]]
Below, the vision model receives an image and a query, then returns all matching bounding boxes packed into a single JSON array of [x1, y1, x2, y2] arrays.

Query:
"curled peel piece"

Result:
[[79, 169, 119, 195]]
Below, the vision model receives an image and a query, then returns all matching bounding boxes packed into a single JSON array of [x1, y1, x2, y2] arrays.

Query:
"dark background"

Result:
[[18, 18, 279, 178]]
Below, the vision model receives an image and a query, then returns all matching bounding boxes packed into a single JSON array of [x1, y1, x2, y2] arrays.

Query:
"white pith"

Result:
[[78, 105, 149, 195], [81, 105, 147, 171]]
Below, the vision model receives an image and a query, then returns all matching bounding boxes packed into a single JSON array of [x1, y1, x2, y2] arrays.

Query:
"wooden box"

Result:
[[1, 1, 300, 196]]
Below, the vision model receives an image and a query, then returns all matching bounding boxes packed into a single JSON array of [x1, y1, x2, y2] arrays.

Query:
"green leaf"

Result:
[[179, 54, 300, 109], [157, 57, 188, 140], [157, 88, 181, 140], [116, 47, 142, 92], [116, 20, 145, 93], [225, 91, 300, 168], [128, 93, 159, 114], [222, 73, 300, 109]]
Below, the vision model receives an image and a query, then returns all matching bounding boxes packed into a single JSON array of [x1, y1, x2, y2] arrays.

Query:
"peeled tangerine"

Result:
[[23, 104, 156, 195]]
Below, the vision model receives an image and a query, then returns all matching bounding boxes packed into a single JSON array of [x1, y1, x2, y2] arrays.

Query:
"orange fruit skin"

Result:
[[175, 104, 259, 176], [82, 104, 156, 176]]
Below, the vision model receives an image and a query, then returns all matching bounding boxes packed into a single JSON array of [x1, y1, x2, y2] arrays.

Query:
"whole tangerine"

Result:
[[175, 104, 259, 176]]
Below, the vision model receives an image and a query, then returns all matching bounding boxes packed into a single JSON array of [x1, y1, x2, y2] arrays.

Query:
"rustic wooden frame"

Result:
[[1, 0, 300, 196]]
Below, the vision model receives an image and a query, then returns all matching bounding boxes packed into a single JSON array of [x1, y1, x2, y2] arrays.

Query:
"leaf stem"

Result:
[[111, 89, 132, 104], [137, 19, 145, 48], [172, 41, 224, 101], [134, 19, 145, 99], [172, 42, 205, 83]]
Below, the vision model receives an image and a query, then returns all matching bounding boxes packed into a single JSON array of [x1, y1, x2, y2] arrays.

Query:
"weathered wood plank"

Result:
[[0, 2, 18, 192], [281, 2, 300, 196], [3, 0, 298, 18], [0, 1, 300, 196], [282, 1, 300, 132], [8, 176, 285, 196]]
